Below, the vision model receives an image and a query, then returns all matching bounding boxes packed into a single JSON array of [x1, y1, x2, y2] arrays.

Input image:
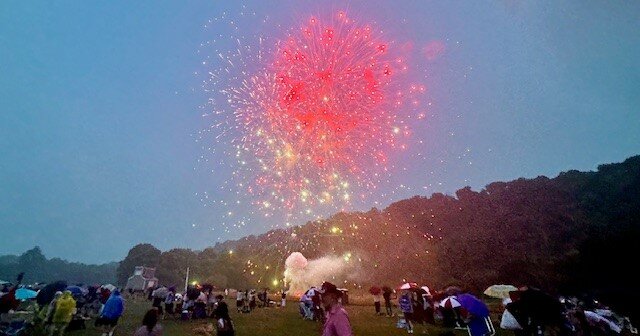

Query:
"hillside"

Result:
[[118, 156, 639, 319]]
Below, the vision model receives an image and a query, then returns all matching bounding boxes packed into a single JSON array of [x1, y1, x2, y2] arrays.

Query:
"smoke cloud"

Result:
[[283, 252, 352, 294]]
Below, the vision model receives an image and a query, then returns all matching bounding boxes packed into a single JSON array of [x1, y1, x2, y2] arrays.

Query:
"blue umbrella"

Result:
[[456, 293, 490, 317], [66, 286, 84, 296], [15, 288, 38, 300], [457, 293, 494, 336]]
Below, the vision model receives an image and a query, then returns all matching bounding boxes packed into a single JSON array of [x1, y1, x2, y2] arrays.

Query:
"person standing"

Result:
[[383, 289, 393, 317], [300, 292, 310, 318], [399, 290, 415, 334], [152, 286, 165, 316], [236, 290, 244, 313], [320, 282, 352, 336], [207, 289, 217, 317], [134, 308, 163, 336], [50, 291, 76, 336], [281, 291, 287, 308], [249, 289, 257, 311], [163, 289, 175, 319], [242, 290, 250, 313], [374, 292, 382, 315], [96, 289, 125, 336], [215, 295, 234, 336]]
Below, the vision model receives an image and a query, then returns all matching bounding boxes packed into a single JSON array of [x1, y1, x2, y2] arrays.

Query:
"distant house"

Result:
[[125, 266, 158, 291]]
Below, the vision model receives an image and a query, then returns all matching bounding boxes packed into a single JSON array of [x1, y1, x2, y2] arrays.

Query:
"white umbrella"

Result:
[[399, 282, 418, 290], [421, 286, 431, 295], [441, 296, 461, 308], [484, 284, 518, 299], [102, 284, 116, 291]]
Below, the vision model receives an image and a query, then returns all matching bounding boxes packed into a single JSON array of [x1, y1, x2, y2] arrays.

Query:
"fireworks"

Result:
[[198, 10, 423, 227]]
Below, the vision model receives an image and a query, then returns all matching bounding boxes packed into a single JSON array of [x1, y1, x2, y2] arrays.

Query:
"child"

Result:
[[399, 290, 414, 334]]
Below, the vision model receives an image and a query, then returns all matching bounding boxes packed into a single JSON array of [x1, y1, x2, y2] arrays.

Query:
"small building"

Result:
[[125, 266, 158, 291]]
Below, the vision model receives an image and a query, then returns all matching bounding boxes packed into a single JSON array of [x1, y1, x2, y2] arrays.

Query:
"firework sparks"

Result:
[[198, 10, 423, 227]]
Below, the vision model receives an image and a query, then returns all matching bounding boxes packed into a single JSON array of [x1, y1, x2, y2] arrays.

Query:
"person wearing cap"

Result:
[[320, 282, 353, 336]]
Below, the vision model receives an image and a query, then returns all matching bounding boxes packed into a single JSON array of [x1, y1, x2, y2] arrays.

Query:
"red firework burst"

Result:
[[273, 14, 403, 168], [205, 11, 425, 219], [238, 13, 418, 213]]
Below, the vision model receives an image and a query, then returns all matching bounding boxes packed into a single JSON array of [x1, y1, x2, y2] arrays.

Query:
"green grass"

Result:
[[68, 299, 510, 336]]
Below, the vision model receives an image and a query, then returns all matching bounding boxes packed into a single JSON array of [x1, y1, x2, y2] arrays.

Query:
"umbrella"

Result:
[[15, 288, 37, 300], [102, 284, 116, 291], [484, 285, 517, 299], [369, 286, 382, 295], [457, 293, 490, 318], [441, 296, 462, 309], [36, 281, 67, 306], [153, 286, 169, 299], [399, 282, 418, 290], [66, 286, 84, 296], [421, 286, 431, 296]]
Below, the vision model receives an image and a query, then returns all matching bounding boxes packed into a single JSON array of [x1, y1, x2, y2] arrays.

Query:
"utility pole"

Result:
[[184, 267, 190, 293]]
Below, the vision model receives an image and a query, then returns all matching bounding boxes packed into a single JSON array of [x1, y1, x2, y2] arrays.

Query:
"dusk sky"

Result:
[[1, 1, 638, 264]]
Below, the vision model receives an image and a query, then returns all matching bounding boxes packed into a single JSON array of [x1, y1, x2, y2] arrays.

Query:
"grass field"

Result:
[[69, 299, 510, 336]]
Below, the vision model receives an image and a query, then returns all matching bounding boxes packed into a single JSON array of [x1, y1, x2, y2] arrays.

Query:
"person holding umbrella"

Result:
[[369, 286, 382, 315], [456, 293, 495, 336]]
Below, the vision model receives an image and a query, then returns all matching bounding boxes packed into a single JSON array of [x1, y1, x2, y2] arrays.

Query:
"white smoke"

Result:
[[283, 252, 352, 295]]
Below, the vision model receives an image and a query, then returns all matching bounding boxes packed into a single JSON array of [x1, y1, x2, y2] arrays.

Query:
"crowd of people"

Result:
[[366, 283, 637, 336], [233, 288, 273, 313], [0, 277, 125, 336], [141, 284, 235, 335], [2, 273, 637, 336]]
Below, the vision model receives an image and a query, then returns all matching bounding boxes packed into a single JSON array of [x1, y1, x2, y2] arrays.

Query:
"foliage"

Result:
[[0, 246, 117, 284]]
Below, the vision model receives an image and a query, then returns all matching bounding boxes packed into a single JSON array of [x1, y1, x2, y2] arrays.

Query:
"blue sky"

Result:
[[1, 1, 638, 263]]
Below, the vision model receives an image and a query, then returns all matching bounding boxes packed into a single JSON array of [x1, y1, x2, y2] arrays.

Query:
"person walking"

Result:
[[374, 292, 382, 315], [50, 291, 76, 336], [319, 282, 352, 336], [134, 308, 163, 336], [96, 289, 125, 336]]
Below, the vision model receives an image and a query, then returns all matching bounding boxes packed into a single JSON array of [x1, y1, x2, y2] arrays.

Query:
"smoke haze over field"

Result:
[[283, 252, 356, 294]]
